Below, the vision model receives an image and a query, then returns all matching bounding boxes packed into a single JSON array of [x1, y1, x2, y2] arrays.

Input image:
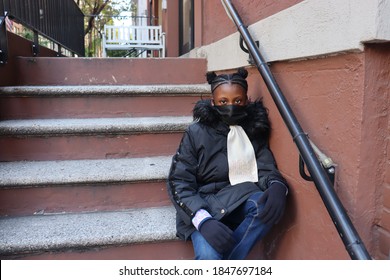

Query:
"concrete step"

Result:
[[0, 206, 195, 259], [0, 204, 264, 260], [0, 57, 209, 259], [0, 84, 210, 97], [0, 116, 192, 161], [0, 84, 209, 119], [0, 116, 192, 136], [0, 156, 174, 216], [0, 156, 172, 187]]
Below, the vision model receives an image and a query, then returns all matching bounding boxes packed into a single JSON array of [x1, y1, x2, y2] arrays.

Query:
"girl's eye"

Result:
[[220, 100, 227, 105], [235, 100, 242, 104]]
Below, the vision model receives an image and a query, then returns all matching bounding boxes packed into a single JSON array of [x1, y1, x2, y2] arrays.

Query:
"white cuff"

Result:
[[192, 209, 212, 230]]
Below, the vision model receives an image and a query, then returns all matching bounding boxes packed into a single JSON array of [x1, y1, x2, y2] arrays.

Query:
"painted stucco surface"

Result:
[[191, 0, 390, 71]]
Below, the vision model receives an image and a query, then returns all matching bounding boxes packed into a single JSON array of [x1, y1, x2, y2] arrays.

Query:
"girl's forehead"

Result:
[[213, 83, 247, 98]]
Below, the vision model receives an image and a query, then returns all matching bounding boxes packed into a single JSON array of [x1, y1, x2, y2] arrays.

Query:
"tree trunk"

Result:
[[84, 0, 110, 35]]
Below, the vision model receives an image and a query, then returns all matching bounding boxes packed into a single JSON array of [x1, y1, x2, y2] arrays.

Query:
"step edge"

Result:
[[0, 84, 210, 97], [0, 116, 193, 136]]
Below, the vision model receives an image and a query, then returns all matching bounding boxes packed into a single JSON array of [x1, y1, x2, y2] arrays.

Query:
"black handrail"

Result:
[[221, 0, 371, 260], [2, 0, 84, 59]]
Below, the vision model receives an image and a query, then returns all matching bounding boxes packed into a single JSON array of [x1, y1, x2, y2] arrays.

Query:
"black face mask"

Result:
[[214, 105, 248, 125]]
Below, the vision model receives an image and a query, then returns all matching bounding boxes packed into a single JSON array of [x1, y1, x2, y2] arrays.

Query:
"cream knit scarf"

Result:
[[227, 125, 258, 185]]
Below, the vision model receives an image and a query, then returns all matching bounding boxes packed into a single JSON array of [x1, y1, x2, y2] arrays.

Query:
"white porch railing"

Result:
[[102, 25, 165, 58]]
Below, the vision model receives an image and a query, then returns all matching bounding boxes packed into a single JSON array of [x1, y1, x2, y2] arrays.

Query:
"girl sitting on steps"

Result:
[[167, 67, 288, 260]]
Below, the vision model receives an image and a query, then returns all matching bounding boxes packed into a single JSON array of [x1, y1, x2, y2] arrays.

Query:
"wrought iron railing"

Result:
[[0, 0, 84, 63]]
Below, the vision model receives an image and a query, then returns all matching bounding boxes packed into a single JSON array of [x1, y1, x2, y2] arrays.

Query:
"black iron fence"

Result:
[[1, 0, 84, 63]]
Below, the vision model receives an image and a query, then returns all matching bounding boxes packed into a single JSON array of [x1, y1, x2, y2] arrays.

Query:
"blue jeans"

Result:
[[191, 192, 272, 260]]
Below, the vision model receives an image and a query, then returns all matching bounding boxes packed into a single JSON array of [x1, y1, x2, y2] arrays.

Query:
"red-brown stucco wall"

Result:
[[363, 43, 390, 260], [0, 32, 58, 86], [236, 44, 389, 259], [201, 0, 304, 45], [196, 0, 390, 260], [246, 53, 363, 259]]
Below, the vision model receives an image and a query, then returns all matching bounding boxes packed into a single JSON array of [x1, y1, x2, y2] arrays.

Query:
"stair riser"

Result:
[[0, 133, 182, 161], [1, 240, 195, 260], [1, 239, 264, 260], [14, 57, 207, 86], [0, 182, 172, 217], [0, 96, 202, 120]]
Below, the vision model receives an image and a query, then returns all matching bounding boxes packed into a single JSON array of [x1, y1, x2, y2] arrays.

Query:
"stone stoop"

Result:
[[0, 83, 209, 260]]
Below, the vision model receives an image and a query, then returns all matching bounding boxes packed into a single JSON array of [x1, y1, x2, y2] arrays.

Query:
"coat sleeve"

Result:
[[255, 144, 288, 191], [167, 126, 209, 225]]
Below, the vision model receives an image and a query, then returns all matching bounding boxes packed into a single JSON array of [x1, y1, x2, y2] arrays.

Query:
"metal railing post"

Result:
[[32, 31, 39, 57], [0, 1, 8, 64], [221, 0, 371, 260]]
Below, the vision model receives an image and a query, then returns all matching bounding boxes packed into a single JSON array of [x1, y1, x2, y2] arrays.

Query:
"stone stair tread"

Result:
[[0, 206, 176, 255], [0, 116, 193, 136], [0, 156, 173, 187], [0, 84, 210, 96]]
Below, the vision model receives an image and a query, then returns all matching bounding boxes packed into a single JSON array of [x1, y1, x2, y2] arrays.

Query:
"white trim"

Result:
[[187, 0, 390, 71]]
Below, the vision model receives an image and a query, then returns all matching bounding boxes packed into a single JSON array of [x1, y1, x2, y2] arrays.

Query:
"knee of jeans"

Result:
[[246, 192, 265, 216], [193, 241, 222, 260], [191, 232, 223, 260]]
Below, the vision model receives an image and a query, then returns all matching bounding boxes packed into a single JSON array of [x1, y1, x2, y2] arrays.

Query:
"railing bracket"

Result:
[[239, 36, 259, 65], [299, 155, 336, 185]]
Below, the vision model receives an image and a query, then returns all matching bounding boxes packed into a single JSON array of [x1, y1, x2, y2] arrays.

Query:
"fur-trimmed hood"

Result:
[[192, 99, 271, 141]]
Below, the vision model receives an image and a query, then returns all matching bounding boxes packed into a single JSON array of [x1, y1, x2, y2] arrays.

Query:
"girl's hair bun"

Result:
[[236, 67, 248, 79], [206, 71, 217, 84]]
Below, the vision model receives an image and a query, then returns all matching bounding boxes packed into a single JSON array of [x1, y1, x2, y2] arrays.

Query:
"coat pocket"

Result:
[[201, 194, 227, 220], [198, 181, 229, 194]]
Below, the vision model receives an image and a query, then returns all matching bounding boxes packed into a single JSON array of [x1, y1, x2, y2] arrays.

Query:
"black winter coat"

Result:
[[167, 99, 287, 240]]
